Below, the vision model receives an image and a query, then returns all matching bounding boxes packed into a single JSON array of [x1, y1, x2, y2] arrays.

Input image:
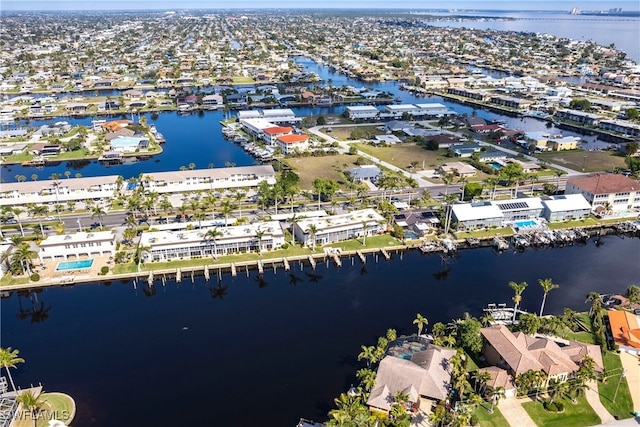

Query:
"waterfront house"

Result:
[[493, 197, 544, 222], [565, 174, 640, 213], [138, 221, 285, 261], [451, 202, 505, 230], [263, 126, 294, 145], [393, 210, 440, 235], [540, 194, 591, 222], [110, 136, 150, 153], [524, 131, 580, 151], [39, 231, 117, 262], [481, 325, 603, 385], [345, 105, 380, 120], [367, 338, 455, 413], [292, 209, 385, 247], [555, 109, 604, 126], [276, 134, 310, 155], [607, 310, 640, 355], [599, 119, 640, 137]]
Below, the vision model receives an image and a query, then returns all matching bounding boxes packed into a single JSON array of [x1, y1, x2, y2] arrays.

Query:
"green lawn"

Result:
[[522, 396, 601, 427], [474, 402, 510, 427], [454, 227, 515, 240], [112, 234, 404, 275], [598, 352, 634, 419]]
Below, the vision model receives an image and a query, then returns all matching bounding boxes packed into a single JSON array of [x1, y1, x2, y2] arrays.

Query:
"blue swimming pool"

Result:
[[515, 220, 537, 228], [490, 163, 502, 170], [56, 259, 94, 271], [405, 231, 419, 239]]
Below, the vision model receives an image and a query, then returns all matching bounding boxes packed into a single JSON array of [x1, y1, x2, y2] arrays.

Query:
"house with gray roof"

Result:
[[344, 165, 382, 182]]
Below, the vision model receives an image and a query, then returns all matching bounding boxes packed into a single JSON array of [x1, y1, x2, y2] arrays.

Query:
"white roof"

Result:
[[345, 105, 379, 112], [262, 108, 295, 117], [296, 209, 384, 232], [542, 194, 591, 212], [451, 203, 504, 222], [140, 221, 283, 247], [40, 230, 115, 246]]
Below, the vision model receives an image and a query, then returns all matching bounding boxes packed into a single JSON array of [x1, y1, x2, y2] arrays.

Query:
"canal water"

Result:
[[2, 236, 639, 426], [1, 56, 609, 183]]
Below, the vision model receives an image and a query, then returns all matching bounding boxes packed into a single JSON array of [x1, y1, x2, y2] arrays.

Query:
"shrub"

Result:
[[470, 414, 479, 426], [100, 266, 109, 275], [543, 400, 565, 412], [280, 243, 289, 249], [30, 273, 40, 282]]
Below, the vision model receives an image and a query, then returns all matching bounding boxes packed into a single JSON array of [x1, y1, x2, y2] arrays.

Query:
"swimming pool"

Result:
[[56, 259, 94, 271], [514, 220, 537, 228], [490, 163, 502, 170], [405, 231, 419, 239]]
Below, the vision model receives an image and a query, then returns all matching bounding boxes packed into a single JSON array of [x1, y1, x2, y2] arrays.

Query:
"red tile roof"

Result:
[[568, 174, 639, 194], [277, 134, 309, 144], [263, 126, 293, 135], [608, 310, 640, 349]]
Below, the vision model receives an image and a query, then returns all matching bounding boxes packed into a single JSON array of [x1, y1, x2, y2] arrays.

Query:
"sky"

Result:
[[2, 0, 639, 12]]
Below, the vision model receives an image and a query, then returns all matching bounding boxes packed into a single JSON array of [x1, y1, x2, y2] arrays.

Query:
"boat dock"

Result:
[[283, 257, 290, 271], [380, 248, 391, 260], [356, 251, 366, 264]]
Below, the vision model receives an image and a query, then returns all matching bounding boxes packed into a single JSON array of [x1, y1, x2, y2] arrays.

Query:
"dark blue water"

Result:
[[2, 236, 639, 426]]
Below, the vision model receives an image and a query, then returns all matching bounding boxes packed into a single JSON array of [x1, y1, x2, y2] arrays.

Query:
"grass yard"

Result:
[[231, 76, 255, 84], [282, 154, 359, 190], [598, 351, 634, 419], [13, 392, 75, 427], [522, 396, 601, 427], [327, 125, 386, 140], [353, 142, 448, 172], [474, 403, 510, 427], [536, 150, 627, 173], [454, 227, 515, 240]]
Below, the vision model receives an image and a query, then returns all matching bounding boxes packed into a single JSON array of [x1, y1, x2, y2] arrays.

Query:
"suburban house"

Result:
[[292, 209, 385, 247], [138, 221, 285, 261], [449, 143, 482, 158], [276, 133, 309, 155], [344, 165, 382, 183], [367, 337, 456, 413], [478, 366, 518, 397], [39, 231, 117, 262], [524, 132, 580, 151], [481, 325, 603, 384], [451, 202, 505, 229], [438, 162, 478, 177], [607, 310, 640, 355], [555, 109, 604, 125], [263, 126, 293, 145], [565, 174, 640, 213]]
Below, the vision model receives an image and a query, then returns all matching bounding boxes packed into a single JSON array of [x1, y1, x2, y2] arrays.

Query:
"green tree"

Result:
[[91, 205, 106, 228], [357, 345, 376, 368], [413, 313, 428, 336], [538, 278, 559, 316], [16, 389, 43, 426], [626, 285, 640, 308], [509, 281, 528, 323], [487, 385, 506, 414], [0, 347, 25, 392]]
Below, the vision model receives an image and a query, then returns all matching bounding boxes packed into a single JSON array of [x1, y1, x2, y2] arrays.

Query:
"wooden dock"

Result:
[[331, 254, 342, 267], [356, 250, 366, 264], [176, 268, 182, 283], [283, 257, 290, 271], [203, 265, 210, 281], [308, 255, 316, 269], [147, 272, 153, 286], [380, 248, 391, 260], [257, 260, 264, 275], [231, 263, 237, 277]]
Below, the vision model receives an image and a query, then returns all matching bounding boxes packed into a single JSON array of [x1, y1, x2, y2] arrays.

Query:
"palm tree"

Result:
[[306, 224, 318, 251], [626, 285, 640, 308], [356, 368, 376, 392], [0, 347, 25, 392], [413, 313, 428, 336], [586, 292, 602, 316], [472, 369, 492, 394], [480, 312, 495, 327], [255, 229, 265, 254], [220, 199, 237, 226], [487, 385, 505, 413], [538, 278, 559, 316], [9, 207, 25, 237], [357, 345, 376, 368], [91, 205, 106, 228], [17, 389, 43, 426], [27, 204, 48, 236], [205, 228, 223, 259], [509, 281, 528, 323], [11, 243, 37, 276], [361, 220, 368, 245]]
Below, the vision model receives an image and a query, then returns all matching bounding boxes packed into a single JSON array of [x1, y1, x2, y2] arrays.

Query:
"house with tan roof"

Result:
[[565, 174, 640, 213], [367, 339, 456, 413], [481, 325, 603, 385], [608, 310, 640, 354]]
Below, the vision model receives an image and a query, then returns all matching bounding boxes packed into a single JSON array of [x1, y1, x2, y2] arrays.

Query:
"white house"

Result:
[[39, 231, 117, 262], [276, 134, 309, 155], [541, 194, 592, 221], [110, 136, 150, 152], [345, 105, 380, 120], [292, 209, 385, 247], [565, 174, 640, 213], [139, 221, 285, 261]]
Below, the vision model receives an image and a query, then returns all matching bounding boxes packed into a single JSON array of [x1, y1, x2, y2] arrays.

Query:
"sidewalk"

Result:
[[586, 380, 615, 424]]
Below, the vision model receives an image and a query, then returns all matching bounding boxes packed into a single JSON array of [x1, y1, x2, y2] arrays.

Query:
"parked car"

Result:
[[44, 216, 56, 221]]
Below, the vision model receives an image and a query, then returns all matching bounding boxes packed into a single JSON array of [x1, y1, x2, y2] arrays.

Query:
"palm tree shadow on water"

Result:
[[255, 274, 268, 289], [288, 273, 305, 286], [305, 271, 323, 283], [16, 290, 51, 323], [209, 280, 229, 299], [432, 254, 455, 281]]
